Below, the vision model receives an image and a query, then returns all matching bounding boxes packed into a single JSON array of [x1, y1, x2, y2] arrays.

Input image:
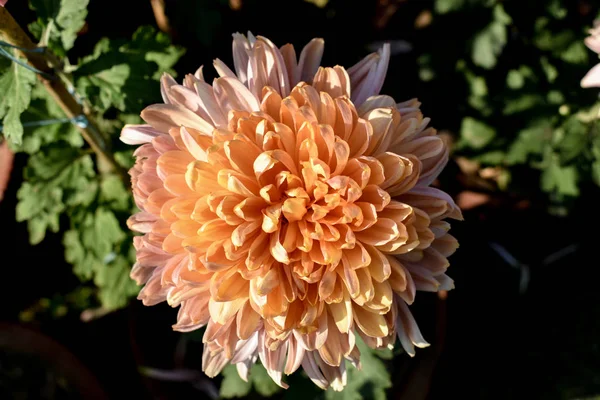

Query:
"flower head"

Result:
[[122, 32, 462, 391]]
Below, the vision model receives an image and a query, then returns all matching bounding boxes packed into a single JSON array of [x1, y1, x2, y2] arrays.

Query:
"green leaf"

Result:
[[100, 176, 132, 212], [29, 0, 89, 53], [506, 124, 551, 165], [546, 90, 564, 105], [16, 182, 64, 244], [251, 363, 282, 397], [0, 54, 37, 145], [434, 0, 465, 14], [55, 0, 89, 50], [95, 255, 138, 310], [64, 209, 137, 309], [372, 346, 394, 360], [459, 117, 496, 149], [26, 145, 80, 180], [557, 117, 588, 164], [64, 230, 87, 277], [464, 72, 489, 113], [220, 365, 252, 398], [115, 150, 135, 170], [502, 94, 544, 115], [28, 212, 60, 245], [472, 5, 511, 69], [132, 26, 185, 77], [81, 208, 125, 260], [23, 144, 97, 208], [16, 144, 97, 244], [541, 157, 579, 196], [560, 41, 588, 64], [540, 57, 558, 83], [17, 85, 83, 154], [546, 0, 567, 19], [506, 70, 525, 89], [74, 27, 184, 114], [476, 150, 506, 165], [325, 338, 391, 400]]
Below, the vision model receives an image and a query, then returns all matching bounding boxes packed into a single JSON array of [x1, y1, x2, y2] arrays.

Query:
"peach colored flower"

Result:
[[122, 32, 462, 391], [582, 21, 600, 88]]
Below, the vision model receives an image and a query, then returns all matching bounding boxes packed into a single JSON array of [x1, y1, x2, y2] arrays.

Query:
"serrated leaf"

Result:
[[16, 143, 98, 245], [25, 144, 80, 180], [16, 182, 63, 221], [0, 54, 37, 145], [74, 27, 184, 113], [17, 85, 83, 154], [132, 26, 185, 77], [472, 5, 511, 69], [28, 213, 60, 245], [23, 144, 97, 207], [64, 229, 87, 275], [81, 208, 125, 259], [16, 182, 64, 244], [220, 364, 252, 398], [459, 117, 495, 149], [29, 0, 89, 53], [55, 0, 89, 50]]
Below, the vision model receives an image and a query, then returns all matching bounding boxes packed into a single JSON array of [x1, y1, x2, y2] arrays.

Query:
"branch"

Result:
[[0, 7, 128, 181]]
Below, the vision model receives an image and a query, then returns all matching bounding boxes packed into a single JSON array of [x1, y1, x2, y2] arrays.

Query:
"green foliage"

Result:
[[220, 365, 252, 398], [16, 144, 95, 244], [471, 5, 511, 69], [29, 0, 90, 55], [459, 117, 496, 150], [15, 85, 83, 154], [0, 0, 184, 313], [251, 363, 282, 397], [430, 0, 600, 208], [74, 26, 185, 114], [0, 54, 37, 145]]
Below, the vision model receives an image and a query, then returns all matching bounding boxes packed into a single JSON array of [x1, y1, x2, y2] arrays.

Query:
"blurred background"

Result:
[[1, 0, 600, 398]]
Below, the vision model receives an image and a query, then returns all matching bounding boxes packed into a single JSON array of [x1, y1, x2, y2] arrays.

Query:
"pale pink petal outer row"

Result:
[[121, 32, 462, 391], [583, 21, 600, 88], [582, 63, 600, 88]]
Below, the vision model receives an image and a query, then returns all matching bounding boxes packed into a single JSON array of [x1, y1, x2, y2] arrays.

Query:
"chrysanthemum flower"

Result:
[[121, 32, 462, 391]]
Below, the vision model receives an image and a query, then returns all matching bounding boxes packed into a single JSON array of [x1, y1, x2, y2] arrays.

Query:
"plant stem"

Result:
[[0, 7, 128, 182], [39, 18, 54, 47]]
